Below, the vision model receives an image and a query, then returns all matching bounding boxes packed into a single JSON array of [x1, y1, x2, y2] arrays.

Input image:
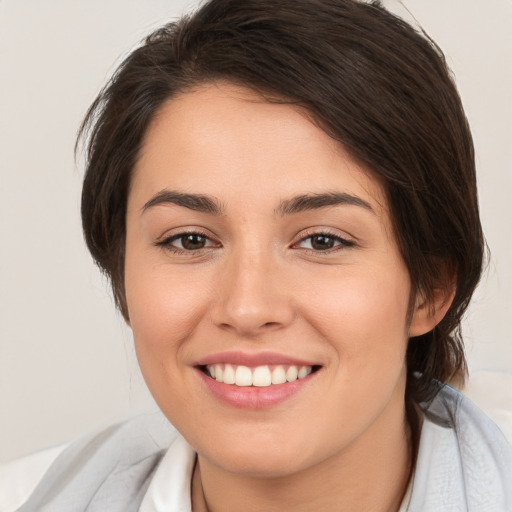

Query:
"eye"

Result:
[[296, 233, 354, 251], [156, 232, 217, 252]]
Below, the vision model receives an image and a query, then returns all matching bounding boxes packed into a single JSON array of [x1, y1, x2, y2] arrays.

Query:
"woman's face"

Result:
[[125, 82, 416, 477]]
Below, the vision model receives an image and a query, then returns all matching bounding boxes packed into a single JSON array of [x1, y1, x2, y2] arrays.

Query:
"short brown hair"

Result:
[[79, 0, 484, 412]]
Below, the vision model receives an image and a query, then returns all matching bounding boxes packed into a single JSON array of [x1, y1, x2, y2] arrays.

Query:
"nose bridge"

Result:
[[213, 239, 293, 335]]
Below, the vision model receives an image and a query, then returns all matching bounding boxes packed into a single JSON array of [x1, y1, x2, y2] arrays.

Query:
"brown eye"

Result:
[[180, 233, 206, 251], [296, 232, 354, 252], [180, 234, 207, 250], [310, 235, 336, 250], [156, 231, 217, 252]]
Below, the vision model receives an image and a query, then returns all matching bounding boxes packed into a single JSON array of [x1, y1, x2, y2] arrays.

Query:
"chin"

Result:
[[194, 426, 323, 478], [206, 448, 313, 479]]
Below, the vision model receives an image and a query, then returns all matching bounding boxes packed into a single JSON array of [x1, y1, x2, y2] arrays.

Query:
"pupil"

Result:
[[182, 234, 206, 250], [312, 235, 334, 250]]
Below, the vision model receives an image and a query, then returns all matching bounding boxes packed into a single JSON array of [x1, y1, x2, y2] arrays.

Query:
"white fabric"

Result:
[[463, 370, 512, 443], [138, 435, 195, 512], [408, 386, 512, 511], [0, 444, 69, 512]]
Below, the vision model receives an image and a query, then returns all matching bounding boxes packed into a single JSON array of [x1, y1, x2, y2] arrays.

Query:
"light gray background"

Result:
[[1, 0, 511, 462]]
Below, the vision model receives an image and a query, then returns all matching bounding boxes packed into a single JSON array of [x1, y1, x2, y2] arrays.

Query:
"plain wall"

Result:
[[1, 0, 511, 462]]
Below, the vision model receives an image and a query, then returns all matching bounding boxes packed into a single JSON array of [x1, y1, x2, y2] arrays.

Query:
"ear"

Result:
[[409, 284, 455, 337]]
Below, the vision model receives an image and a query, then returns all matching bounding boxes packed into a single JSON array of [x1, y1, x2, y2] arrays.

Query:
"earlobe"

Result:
[[409, 285, 455, 337]]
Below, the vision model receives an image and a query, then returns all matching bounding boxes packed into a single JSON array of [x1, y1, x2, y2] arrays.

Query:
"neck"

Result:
[[192, 401, 413, 512]]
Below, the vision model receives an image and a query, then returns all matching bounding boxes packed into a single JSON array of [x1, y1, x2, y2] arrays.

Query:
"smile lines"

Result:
[[204, 364, 314, 387]]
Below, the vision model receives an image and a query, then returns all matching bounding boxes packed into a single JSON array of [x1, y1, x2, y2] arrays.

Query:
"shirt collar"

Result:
[[139, 433, 196, 512]]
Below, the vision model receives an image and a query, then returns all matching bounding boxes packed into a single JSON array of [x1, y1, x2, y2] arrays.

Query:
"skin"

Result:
[[124, 82, 447, 511]]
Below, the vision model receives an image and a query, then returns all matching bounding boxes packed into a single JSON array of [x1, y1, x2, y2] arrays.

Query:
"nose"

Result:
[[211, 247, 295, 337]]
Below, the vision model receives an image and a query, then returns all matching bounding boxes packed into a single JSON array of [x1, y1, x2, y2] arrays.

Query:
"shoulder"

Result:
[[0, 443, 69, 512], [0, 411, 179, 512], [408, 385, 512, 511]]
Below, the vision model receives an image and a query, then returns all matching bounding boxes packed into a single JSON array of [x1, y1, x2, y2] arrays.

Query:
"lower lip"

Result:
[[196, 369, 318, 409]]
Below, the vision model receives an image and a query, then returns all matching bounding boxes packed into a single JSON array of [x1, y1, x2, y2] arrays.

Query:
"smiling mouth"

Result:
[[200, 364, 321, 387]]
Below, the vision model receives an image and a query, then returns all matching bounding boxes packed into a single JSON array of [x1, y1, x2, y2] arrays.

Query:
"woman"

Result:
[[3, 0, 511, 510]]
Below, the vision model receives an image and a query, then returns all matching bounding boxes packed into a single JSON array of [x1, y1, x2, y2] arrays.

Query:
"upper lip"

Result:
[[195, 351, 320, 368]]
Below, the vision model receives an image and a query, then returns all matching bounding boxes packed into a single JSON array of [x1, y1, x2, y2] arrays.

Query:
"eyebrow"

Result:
[[142, 190, 374, 216], [275, 192, 374, 216], [142, 190, 224, 215]]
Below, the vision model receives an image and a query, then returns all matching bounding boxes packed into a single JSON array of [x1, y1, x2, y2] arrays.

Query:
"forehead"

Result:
[[131, 82, 388, 216]]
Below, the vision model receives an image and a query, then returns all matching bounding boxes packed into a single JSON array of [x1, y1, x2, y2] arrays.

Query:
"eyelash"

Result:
[[293, 230, 355, 254], [155, 230, 216, 254], [155, 229, 355, 255]]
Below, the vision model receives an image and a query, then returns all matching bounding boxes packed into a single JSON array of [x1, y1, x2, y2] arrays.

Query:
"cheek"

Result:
[[125, 260, 213, 365], [124, 262, 219, 423], [300, 265, 411, 431], [301, 262, 411, 371]]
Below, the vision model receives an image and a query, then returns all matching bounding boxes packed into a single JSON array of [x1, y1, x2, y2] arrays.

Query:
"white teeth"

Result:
[[286, 365, 298, 382], [205, 364, 315, 387], [271, 365, 287, 385], [298, 366, 312, 379], [235, 365, 253, 386], [253, 366, 272, 387], [223, 364, 236, 384]]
